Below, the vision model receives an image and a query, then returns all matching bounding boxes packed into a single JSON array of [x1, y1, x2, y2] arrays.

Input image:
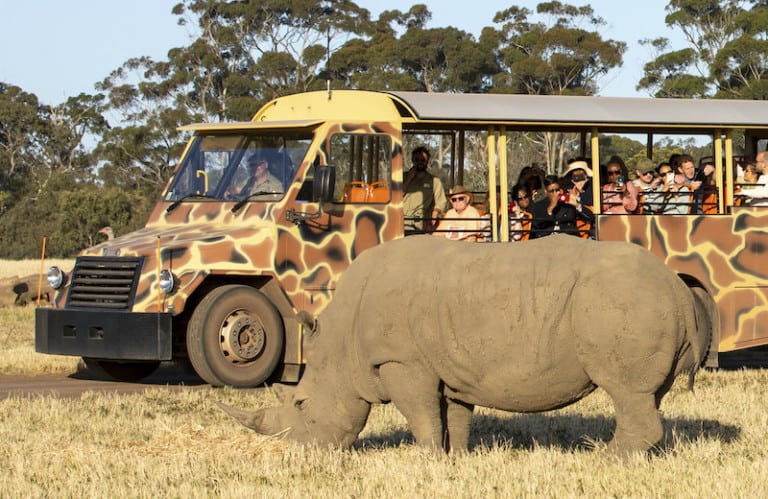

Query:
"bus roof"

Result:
[[386, 91, 768, 129], [179, 119, 322, 132]]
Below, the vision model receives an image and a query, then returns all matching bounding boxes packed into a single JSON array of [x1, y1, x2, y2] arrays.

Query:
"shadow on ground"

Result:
[[68, 361, 206, 386], [358, 412, 740, 453]]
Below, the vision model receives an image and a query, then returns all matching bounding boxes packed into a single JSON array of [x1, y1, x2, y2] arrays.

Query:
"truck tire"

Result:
[[187, 285, 284, 387]]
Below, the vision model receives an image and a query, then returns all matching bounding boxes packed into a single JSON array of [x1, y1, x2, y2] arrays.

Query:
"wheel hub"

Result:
[[220, 310, 266, 362]]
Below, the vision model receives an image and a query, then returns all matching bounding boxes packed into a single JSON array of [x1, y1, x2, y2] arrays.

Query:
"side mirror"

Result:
[[285, 165, 340, 224], [313, 165, 336, 203]]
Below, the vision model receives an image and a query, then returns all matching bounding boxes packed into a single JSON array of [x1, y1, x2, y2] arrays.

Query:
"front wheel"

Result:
[[186, 285, 284, 387]]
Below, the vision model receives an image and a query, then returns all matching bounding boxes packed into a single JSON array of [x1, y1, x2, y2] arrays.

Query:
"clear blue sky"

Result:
[[0, 1, 682, 106]]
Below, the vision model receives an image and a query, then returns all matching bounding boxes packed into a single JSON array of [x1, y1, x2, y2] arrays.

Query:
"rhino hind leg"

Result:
[[442, 397, 474, 453], [379, 362, 446, 452], [605, 390, 663, 457]]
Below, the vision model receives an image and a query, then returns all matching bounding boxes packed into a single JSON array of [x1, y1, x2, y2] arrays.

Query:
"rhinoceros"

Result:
[[218, 234, 715, 455]]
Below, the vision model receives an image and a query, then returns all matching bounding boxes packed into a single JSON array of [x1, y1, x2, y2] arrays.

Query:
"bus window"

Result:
[[330, 134, 392, 203]]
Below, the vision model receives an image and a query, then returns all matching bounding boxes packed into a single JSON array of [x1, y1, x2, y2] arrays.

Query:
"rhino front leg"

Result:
[[606, 390, 663, 456], [443, 397, 474, 453], [379, 362, 445, 451]]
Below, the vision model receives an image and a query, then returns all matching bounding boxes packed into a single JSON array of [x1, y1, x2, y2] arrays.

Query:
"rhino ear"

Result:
[[297, 310, 319, 338], [271, 383, 297, 404]]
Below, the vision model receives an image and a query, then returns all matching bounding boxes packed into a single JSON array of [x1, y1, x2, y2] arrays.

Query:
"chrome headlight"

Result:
[[159, 269, 176, 293], [47, 266, 65, 290]]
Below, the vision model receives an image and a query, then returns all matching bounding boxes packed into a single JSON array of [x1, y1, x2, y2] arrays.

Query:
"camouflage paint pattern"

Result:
[[597, 209, 768, 351]]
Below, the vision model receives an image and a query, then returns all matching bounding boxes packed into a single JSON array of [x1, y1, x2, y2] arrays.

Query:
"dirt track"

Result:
[[0, 363, 211, 399]]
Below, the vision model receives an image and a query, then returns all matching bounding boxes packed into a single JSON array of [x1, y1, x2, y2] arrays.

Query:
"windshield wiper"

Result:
[[165, 193, 216, 213], [231, 191, 282, 213]]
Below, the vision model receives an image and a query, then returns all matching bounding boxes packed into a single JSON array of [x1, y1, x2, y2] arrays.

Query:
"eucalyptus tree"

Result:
[[637, 0, 746, 98], [637, 0, 768, 100], [329, 4, 497, 92]]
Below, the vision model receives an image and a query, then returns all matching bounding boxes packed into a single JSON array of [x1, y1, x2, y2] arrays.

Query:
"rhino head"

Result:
[[216, 311, 372, 447]]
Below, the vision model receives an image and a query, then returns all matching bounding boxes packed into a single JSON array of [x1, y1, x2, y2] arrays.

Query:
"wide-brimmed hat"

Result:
[[448, 184, 473, 200], [563, 160, 593, 178]]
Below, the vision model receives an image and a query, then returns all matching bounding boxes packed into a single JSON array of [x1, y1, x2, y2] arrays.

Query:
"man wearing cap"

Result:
[[403, 146, 448, 233], [433, 185, 485, 242], [226, 150, 284, 200], [632, 157, 664, 213]]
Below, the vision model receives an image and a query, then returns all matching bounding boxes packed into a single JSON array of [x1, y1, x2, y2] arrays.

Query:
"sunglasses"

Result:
[[571, 174, 587, 181], [450, 195, 468, 203], [641, 170, 655, 176], [607, 169, 622, 175]]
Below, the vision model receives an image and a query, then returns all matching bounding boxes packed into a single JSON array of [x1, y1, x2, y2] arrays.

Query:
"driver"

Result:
[[230, 152, 283, 198]]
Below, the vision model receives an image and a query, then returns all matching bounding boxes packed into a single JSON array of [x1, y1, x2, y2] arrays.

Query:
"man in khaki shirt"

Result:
[[403, 146, 448, 233]]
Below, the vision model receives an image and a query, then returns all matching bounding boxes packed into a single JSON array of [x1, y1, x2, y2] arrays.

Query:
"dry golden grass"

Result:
[[0, 289, 767, 495], [0, 369, 766, 496], [0, 307, 79, 374], [0, 258, 73, 279]]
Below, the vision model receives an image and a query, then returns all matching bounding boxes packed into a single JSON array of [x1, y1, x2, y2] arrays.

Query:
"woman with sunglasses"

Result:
[[433, 185, 485, 242], [601, 155, 639, 214], [510, 184, 533, 241], [632, 157, 664, 214]]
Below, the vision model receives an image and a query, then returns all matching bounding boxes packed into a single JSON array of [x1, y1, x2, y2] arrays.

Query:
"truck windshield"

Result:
[[164, 132, 313, 202]]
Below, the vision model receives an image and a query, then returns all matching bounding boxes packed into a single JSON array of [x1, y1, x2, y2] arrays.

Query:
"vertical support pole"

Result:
[[487, 128, 498, 242], [37, 236, 47, 306], [499, 127, 510, 242], [156, 236, 163, 313], [590, 127, 601, 214]]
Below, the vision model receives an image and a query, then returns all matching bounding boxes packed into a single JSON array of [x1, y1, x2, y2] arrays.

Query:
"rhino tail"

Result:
[[214, 400, 266, 431], [681, 284, 718, 390]]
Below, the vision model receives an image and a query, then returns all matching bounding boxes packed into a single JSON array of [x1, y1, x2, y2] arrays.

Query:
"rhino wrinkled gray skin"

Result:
[[217, 235, 714, 455]]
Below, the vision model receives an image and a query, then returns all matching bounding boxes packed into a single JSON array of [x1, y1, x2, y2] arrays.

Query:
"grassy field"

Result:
[[0, 258, 72, 280], [0, 368, 767, 496], [2, 260, 768, 496]]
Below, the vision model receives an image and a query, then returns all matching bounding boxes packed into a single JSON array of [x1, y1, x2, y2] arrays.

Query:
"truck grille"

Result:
[[66, 256, 143, 310]]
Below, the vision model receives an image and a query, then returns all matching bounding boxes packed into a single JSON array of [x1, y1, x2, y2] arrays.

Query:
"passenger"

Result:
[[403, 146, 448, 233], [229, 151, 283, 198], [655, 162, 686, 214], [672, 154, 702, 213], [510, 184, 533, 241], [562, 159, 595, 237], [601, 155, 639, 214], [518, 165, 546, 203], [433, 185, 485, 242], [737, 151, 768, 205], [632, 157, 663, 213], [735, 161, 760, 206], [530, 176, 594, 238], [694, 158, 717, 214]]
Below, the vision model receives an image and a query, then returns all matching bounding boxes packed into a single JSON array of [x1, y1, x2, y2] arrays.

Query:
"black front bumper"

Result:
[[35, 308, 173, 361]]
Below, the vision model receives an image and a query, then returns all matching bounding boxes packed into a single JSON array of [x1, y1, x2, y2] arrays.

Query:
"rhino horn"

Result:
[[215, 400, 271, 432]]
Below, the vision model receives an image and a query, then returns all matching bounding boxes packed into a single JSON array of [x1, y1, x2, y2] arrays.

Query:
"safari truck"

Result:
[[35, 89, 768, 385]]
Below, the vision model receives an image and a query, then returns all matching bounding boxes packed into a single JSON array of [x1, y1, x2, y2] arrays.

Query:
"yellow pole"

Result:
[[723, 130, 733, 211], [156, 236, 162, 312], [37, 236, 46, 306], [499, 127, 510, 242], [591, 128, 601, 214], [487, 128, 498, 242]]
